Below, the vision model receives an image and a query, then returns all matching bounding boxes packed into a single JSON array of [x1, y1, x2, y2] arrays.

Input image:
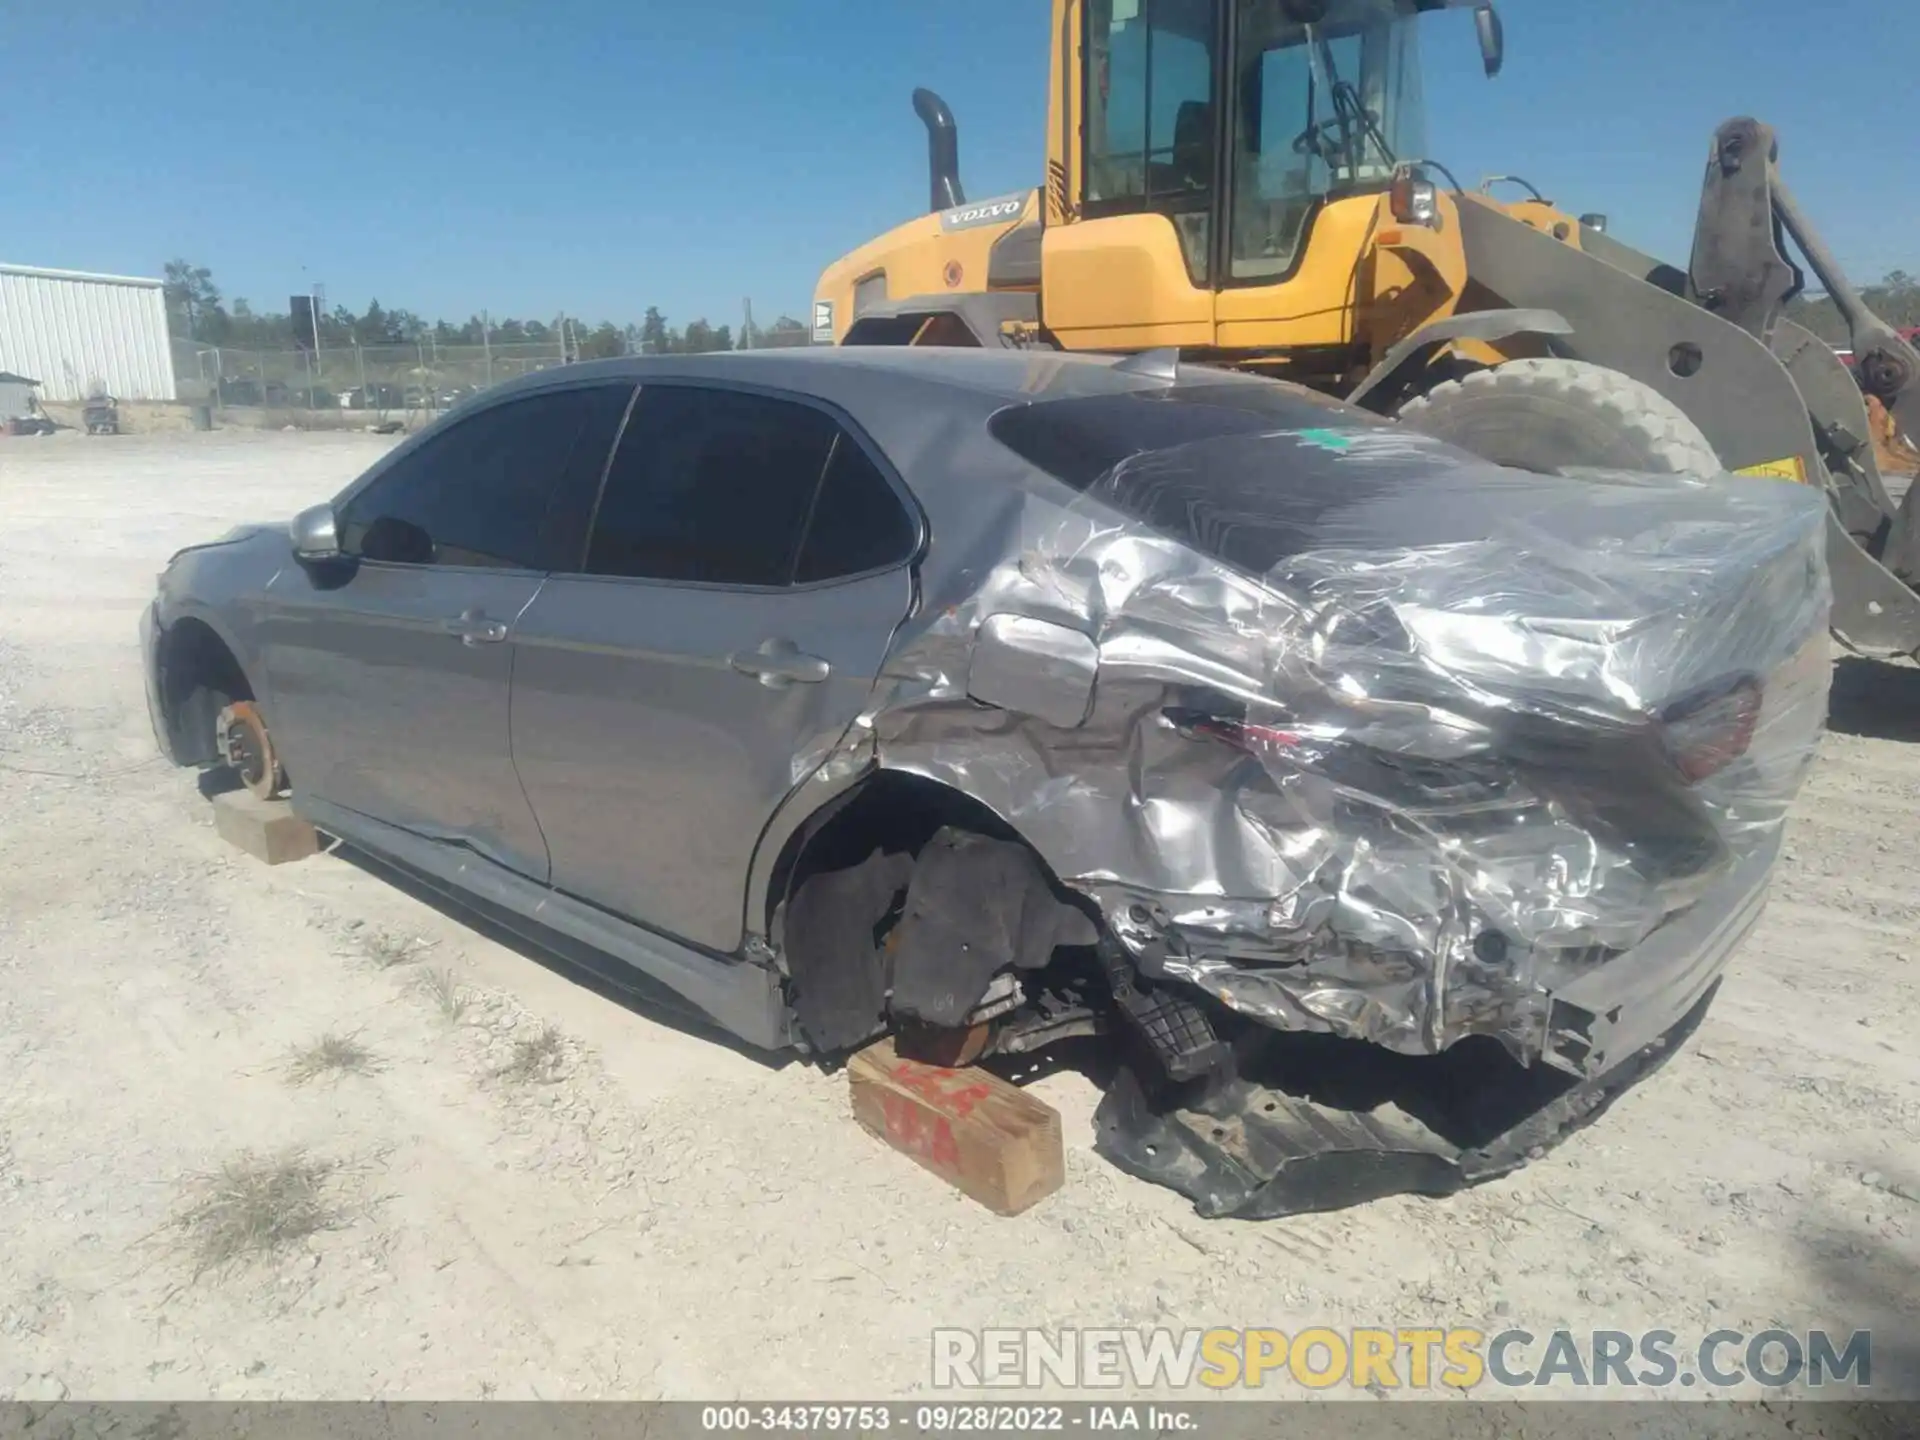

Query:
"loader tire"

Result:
[[1396, 358, 1722, 476]]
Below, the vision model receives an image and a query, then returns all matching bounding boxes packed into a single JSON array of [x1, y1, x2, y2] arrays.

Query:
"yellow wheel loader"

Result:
[[812, 0, 1920, 661]]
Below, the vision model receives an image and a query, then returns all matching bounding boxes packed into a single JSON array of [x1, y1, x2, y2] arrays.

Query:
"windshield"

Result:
[[1229, 0, 1428, 280]]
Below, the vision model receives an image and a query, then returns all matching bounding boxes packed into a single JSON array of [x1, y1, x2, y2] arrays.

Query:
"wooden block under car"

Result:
[[211, 789, 320, 865], [848, 1036, 1065, 1216]]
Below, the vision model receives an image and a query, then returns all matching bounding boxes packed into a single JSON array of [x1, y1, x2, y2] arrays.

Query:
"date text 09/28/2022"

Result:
[[699, 1405, 1195, 1432]]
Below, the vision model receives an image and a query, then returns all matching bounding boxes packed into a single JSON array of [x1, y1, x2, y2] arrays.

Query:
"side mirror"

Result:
[[1474, 3, 1505, 78], [290, 503, 342, 563]]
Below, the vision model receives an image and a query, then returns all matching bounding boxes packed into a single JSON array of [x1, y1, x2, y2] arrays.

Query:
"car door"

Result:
[[510, 382, 921, 952], [261, 382, 633, 879]]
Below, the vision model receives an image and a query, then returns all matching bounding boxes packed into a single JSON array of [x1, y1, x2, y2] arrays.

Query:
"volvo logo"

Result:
[[938, 194, 1028, 232]]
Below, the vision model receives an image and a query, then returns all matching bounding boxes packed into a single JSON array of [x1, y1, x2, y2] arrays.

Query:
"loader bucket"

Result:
[[1761, 318, 1920, 660], [1824, 511, 1920, 658]]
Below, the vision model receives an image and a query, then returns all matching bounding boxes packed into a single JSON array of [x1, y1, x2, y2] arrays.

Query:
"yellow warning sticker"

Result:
[[1734, 456, 1809, 483]]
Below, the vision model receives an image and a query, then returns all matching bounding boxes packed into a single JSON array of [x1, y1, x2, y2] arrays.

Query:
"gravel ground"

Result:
[[0, 430, 1914, 1407]]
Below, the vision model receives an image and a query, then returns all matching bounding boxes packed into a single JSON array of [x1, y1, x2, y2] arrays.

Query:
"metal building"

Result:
[[0, 263, 178, 402], [0, 371, 37, 420]]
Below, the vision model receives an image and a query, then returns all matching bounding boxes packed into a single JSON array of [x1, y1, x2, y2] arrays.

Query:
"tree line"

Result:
[[162, 260, 808, 358], [1785, 270, 1920, 342], [164, 255, 1916, 365]]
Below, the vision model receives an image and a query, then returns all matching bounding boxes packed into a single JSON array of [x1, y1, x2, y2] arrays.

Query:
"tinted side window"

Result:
[[792, 437, 917, 583], [538, 385, 639, 570], [339, 386, 632, 570], [584, 386, 838, 586]]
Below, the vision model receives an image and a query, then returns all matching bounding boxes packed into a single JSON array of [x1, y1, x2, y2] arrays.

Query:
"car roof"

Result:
[[463, 348, 1374, 519], [487, 345, 1269, 409]]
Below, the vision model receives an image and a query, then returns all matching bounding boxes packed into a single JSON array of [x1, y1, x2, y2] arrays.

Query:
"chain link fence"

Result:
[[171, 338, 571, 420], [170, 320, 816, 426]]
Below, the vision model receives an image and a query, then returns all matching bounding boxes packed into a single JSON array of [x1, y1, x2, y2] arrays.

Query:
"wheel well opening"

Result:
[[767, 772, 1022, 942], [158, 618, 252, 766], [768, 771, 1100, 1057]]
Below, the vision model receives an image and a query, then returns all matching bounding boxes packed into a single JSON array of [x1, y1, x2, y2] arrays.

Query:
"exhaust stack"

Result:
[[912, 88, 966, 213]]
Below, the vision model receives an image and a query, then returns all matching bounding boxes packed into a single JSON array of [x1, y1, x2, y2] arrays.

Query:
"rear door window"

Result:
[[792, 436, 919, 584], [582, 385, 899, 588], [338, 384, 632, 570]]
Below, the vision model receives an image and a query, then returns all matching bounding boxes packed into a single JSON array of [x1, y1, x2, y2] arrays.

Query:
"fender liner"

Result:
[[1346, 307, 1574, 412]]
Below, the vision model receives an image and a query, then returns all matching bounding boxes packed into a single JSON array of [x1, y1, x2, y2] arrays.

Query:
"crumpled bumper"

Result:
[[1090, 831, 1777, 1219], [1094, 974, 1721, 1220], [1107, 818, 1783, 1078], [1535, 824, 1777, 1077]]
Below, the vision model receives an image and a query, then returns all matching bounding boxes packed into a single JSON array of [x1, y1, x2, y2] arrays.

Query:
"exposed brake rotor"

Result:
[[217, 701, 284, 800]]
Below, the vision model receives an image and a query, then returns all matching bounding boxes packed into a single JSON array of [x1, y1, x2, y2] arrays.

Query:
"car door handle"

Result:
[[444, 609, 509, 646], [729, 638, 830, 688]]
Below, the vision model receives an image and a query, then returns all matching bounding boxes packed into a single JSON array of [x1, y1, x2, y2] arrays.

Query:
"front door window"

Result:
[[262, 384, 631, 877], [336, 386, 631, 571]]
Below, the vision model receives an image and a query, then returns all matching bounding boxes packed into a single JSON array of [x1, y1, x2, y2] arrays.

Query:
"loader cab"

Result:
[[1079, 0, 1427, 278], [1042, 0, 1489, 358]]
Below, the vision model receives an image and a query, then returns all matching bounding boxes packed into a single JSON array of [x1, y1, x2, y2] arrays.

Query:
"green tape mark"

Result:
[[1289, 428, 1357, 452]]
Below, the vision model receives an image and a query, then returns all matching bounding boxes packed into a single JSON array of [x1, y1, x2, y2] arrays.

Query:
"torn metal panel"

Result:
[[966, 614, 1099, 728], [840, 395, 1829, 1070]]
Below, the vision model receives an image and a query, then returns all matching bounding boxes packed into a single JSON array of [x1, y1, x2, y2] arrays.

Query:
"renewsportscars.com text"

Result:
[[931, 1326, 1874, 1392]]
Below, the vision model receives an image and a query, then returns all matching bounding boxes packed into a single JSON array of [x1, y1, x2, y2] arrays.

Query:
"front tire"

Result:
[[1396, 357, 1722, 476]]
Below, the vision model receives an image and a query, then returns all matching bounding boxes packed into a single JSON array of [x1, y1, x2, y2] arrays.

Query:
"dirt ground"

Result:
[[0, 430, 1915, 1406]]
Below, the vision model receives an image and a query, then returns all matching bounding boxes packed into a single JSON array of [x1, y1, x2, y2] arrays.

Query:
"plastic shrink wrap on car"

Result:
[[867, 417, 1833, 1068]]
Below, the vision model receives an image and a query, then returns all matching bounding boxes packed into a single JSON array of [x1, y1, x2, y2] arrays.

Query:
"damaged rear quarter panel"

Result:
[[965, 614, 1099, 728], [804, 383, 1829, 1071]]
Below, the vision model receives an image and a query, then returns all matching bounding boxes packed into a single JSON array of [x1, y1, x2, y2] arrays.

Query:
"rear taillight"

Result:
[[1661, 675, 1763, 783], [1163, 708, 1301, 759]]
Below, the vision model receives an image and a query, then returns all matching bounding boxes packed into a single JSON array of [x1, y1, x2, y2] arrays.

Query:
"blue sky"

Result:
[[4, 0, 1914, 331]]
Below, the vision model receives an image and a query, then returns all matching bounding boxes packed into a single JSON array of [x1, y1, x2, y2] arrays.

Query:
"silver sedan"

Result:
[[141, 347, 1832, 1216]]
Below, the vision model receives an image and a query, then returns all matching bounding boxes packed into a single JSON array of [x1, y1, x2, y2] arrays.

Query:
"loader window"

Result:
[[1084, 0, 1217, 285], [1228, 0, 1428, 281]]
